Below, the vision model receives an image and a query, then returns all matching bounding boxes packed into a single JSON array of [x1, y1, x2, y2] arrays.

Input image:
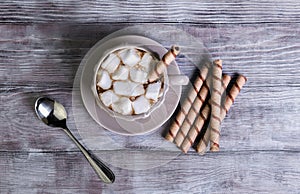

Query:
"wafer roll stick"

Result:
[[221, 75, 247, 119], [181, 75, 231, 153], [165, 63, 210, 142], [148, 45, 180, 82], [196, 74, 247, 154], [196, 75, 230, 154], [208, 60, 223, 152], [196, 119, 211, 154], [174, 80, 210, 147]]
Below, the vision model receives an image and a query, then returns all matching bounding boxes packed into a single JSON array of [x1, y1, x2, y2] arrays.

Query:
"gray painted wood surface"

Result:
[[1, 1, 300, 193]]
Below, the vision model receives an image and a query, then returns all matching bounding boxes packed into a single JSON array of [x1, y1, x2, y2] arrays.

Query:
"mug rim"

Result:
[[92, 45, 170, 121]]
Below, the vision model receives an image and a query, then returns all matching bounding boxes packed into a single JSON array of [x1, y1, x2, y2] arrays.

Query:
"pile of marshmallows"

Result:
[[96, 48, 163, 115]]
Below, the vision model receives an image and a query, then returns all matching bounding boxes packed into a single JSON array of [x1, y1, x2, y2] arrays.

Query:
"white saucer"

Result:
[[80, 35, 182, 136], [72, 24, 211, 171]]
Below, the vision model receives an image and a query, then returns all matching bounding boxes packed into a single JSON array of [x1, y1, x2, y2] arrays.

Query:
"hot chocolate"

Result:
[[95, 47, 164, 115]]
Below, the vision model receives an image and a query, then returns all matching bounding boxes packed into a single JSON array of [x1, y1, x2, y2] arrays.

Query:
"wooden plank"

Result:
[[0, 0, 299, 24], [0, 151, 299, 193], [0, 23, 299, 87], [1, 85, 300, 152]]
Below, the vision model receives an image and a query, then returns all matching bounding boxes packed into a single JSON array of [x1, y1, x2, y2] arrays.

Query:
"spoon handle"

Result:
[[62, 127, 115, 183]]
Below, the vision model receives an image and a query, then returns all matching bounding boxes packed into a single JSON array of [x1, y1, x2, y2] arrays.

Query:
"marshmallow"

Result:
[[96, 70, 112, 90], [113, 81, 145, 97], [130, 68, 148, 84], [131, 84, 145, 96], [100, 90, 119, 107], [101, 53, 120, 73], [118, 48, 141, 67], [132, 95, 151, 114], [111, 97, 132, 115], [96, 47, 166, 116], [139, 53, 154, 72], [112, 65, 129, 80], [145, 81, 162, 101]]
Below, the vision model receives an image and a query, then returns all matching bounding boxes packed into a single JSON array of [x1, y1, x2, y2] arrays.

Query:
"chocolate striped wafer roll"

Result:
[[196, 74, 247, 154], [181, 74, 231, 153], [174, 80, 210, 147], [196, 119, 211, 154], [208, 59, 223, 152], [222, 74, 247, 119], [148, 45, 180, 82], [165, 63, 210, 142]]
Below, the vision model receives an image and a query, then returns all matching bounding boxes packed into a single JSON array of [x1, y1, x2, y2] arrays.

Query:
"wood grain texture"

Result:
[[1, 151, 300, 193], [0, 0, 299, 24], [1, 0, 300, 193], [1, 24, 299, 151]]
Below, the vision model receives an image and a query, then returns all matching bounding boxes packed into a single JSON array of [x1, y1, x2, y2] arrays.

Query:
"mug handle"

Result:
[[168, 74, 190, 85]]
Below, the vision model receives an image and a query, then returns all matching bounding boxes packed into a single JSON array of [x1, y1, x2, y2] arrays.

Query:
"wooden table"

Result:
[[1, 1, 299, 193]]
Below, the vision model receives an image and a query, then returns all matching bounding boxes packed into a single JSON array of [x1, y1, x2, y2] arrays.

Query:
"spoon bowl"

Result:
[[35, 97, 67, 127], [35, 97, 115, 184]]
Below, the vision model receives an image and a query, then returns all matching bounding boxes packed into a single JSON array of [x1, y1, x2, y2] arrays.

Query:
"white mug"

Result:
[[92, 44, 189, 121]]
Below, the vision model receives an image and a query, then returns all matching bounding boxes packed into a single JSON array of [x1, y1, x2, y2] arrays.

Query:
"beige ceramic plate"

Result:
[[80, 35, 182, 136]]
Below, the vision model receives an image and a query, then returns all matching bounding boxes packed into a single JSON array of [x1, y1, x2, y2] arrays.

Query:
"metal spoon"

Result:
[[34, 97, 115, 184]]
